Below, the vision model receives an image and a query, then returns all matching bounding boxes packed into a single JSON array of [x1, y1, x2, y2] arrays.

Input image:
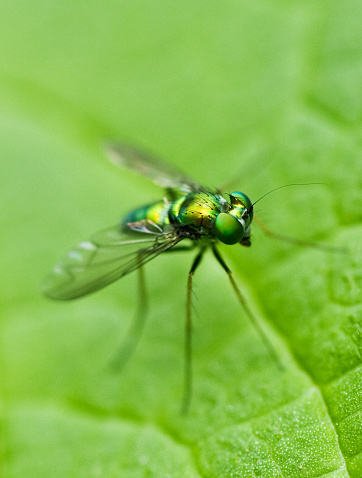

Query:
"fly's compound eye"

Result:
[[230, 192, 252, 209], [214, 213, 245, 245], [230, 191, 253, 217]]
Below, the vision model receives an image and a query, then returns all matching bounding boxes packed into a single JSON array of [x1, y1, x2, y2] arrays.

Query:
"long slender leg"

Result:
[[255, 215, 345, 253], [110, 265, 148, 371], [181, 249, 205, 414], [212, 244, 283, 368]]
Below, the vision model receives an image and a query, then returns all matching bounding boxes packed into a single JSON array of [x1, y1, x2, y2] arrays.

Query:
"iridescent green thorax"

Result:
[[171, 191, 227, 233]]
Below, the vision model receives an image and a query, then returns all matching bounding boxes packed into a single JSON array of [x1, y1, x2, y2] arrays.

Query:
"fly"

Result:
[[43, 143, 329, 413]]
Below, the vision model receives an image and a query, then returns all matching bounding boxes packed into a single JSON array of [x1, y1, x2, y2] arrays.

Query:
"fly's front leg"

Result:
[[255, 215, 346, 253], [212, 244, 283, 369], [181, 248, 205, 414]]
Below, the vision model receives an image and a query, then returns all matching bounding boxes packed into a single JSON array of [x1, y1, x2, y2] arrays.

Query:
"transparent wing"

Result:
[[43, 221, 182, 301], [106, 142, 205, 192]]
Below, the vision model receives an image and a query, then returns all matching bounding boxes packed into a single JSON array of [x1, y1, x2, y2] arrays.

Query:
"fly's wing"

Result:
[[106, 142, 206, 193], [43, 221, 182, 301]]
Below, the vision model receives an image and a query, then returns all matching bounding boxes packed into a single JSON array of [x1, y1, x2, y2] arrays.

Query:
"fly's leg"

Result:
[[110, 264, 148, 371], [255, 215, 346, 253], [211, 244, 283, 369], [181, 249, 205, 415], [159, 240, 198, 413]]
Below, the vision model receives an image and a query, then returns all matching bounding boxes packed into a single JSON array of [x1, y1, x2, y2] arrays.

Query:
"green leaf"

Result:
[[1, 1, 362, 477]]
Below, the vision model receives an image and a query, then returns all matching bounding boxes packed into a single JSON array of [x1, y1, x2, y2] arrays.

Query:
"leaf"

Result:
[[1, 1, 362, 477]]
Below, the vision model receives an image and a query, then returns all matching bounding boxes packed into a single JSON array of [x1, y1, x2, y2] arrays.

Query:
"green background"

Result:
[[1, 1, 362, 477]]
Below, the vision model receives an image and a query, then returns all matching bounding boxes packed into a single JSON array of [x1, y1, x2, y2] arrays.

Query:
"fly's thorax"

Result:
[[214, 191, 253, 245], [121, 199, 170, 230], [170, 192, 227, 234]]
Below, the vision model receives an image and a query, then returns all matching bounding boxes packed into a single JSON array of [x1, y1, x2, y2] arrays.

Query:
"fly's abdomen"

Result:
[[122, 200, 170, 228]]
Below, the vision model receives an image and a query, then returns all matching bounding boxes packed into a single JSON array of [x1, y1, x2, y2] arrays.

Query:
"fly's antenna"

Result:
[[252, 183, 325, 207]]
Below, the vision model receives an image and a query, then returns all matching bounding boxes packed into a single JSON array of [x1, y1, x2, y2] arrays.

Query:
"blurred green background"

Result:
[[1, 1, 362, 477]]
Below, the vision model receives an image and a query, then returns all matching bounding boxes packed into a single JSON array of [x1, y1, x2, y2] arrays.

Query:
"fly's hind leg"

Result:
[[109, 264, 149, 371]]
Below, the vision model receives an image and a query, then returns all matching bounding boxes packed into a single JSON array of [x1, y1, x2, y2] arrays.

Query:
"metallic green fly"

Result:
[[43, 143, 288, 412]]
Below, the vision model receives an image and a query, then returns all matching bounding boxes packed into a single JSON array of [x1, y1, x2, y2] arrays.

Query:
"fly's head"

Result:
[[214, 192, 253, 246]]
